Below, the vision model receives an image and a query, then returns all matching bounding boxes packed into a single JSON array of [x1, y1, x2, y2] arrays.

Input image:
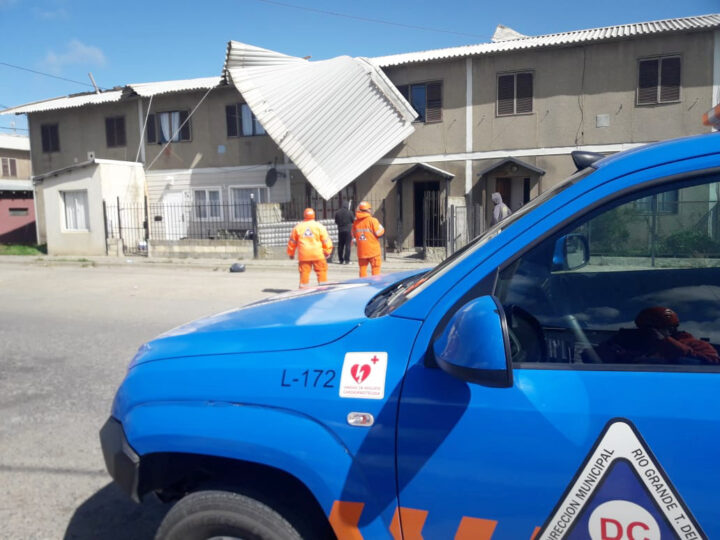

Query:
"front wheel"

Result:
[[155, 490, 303, 540]]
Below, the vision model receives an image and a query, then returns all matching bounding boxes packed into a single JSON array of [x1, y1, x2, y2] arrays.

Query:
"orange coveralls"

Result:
[[352, 210, 385, 277], [287, 219, 333, 288]]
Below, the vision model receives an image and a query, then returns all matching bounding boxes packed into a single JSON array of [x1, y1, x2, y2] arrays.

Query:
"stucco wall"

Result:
[[0, 148, 32, 180]]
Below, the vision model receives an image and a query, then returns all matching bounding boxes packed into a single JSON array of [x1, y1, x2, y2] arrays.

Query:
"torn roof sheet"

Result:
[[224, 41, 416, 200]]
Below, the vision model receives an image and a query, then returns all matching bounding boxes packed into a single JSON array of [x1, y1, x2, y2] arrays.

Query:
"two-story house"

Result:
[[0, 133, 34, 243], [3, 13, 719, 256]]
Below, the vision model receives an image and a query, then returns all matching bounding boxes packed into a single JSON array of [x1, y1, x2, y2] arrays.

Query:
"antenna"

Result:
[[88, 72, 100, 94]]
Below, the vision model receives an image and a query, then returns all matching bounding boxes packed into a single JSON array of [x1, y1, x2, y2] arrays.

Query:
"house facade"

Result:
[[0, 134, 34, 243], [4, 14, 719, 254]]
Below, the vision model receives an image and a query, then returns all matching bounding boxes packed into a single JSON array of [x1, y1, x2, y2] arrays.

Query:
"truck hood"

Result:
[[131, 270, 424, 365]]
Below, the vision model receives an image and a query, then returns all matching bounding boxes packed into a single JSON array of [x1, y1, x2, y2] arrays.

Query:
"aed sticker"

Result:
[[538, 419, 706, 540], [339, 352, 387, 400]]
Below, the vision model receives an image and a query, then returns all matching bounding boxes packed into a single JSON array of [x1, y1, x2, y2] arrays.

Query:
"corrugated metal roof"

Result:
[[0, 77, 223, 115], [0, 179, 32, 191], [224, 41, 417, 200], [127, 76, 223, 97], [0, 90, 124, 115], [373, 13, 720, 67], [0, 133, 30, 151]]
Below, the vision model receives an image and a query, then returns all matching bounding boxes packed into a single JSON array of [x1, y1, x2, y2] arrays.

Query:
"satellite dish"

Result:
[[265, 167, 277, 187]]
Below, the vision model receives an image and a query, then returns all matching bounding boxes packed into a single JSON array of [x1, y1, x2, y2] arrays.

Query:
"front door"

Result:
[[396, 172, 720, 538], [414, 181, 440, 247]]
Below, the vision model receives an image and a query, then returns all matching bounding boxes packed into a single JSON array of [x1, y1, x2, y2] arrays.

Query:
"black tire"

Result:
[[155, 490, 303, 540]]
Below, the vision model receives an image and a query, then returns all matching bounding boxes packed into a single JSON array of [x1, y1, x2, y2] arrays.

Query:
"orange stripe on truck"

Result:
[[454, 517, 498, 540], [329, 501, 365, 540], [389, 507, 428, 540]]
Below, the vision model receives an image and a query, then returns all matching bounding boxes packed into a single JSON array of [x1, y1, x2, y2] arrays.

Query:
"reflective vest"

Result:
[[287, 219, 333, 261], [352, 211, 384, 259]]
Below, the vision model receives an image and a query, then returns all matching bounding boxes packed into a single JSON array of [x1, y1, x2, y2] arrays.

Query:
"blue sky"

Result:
[[1, 0, 717, 134]]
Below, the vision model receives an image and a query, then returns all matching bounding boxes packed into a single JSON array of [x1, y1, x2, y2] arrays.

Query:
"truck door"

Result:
[[396, 172, 720, 539]]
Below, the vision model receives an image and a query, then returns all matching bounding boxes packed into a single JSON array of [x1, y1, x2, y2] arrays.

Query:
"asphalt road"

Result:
[[0, 261, 335, 540]]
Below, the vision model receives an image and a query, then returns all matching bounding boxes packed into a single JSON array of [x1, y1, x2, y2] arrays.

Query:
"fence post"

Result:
[[102, 200, 109, 255], [116, 196, 123, 256], [250, 193, 259, 259], [450, 205, 455, 255], [382, 199, 386, 261]]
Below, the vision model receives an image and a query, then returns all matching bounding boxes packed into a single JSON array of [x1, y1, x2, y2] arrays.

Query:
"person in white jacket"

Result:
[[491, 192, 512, 225]]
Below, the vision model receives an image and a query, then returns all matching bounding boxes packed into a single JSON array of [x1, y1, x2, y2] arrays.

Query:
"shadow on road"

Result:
[[64, 483, 169, 540]]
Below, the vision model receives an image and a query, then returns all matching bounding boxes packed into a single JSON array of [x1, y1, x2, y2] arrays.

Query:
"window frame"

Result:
[[60, 189, 90, 232], [636, 55, 682, 106], [1, 157, 17, 177], [228, 185, 269, 222], [493, 169, 720, 373], [396, 81, 443, 124], [105, 116, 127, 148], [226, 103, 266, 137], [146, 110, 192, 144], [41, 123, 60, 153], [496, 71, 534, 117], [192, 187, 223, 221]]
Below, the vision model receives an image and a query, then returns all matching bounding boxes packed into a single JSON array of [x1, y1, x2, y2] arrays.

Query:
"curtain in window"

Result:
[[64, 191, 88, 230], [194, 190, 207, 219], [159, 113, 172, 143], [241, 104, 253, 136]]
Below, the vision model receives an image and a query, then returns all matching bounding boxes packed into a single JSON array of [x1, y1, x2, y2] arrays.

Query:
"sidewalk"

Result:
[[0, 253, 433, 272]]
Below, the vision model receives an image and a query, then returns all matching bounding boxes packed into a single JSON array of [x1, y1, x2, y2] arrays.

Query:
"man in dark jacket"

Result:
[[334, 204, 354, 264]]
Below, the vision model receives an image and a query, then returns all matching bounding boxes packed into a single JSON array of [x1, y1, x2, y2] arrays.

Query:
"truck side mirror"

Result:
[[552, 233, 589, 271], [432, 296, 512, 388]]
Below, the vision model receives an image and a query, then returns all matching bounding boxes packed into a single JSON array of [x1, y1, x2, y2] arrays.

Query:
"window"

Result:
[[637, 56, 681, 105], [9, 208, 28, 217], [105, 116, 126, 147], [1, 157, 17, 177], [146, 111, 191, 143], [496, 177, 720, 368], [41, 123, 60, 153], [497, 72, 533, 116], [634, 190, 679, 214], [230, 187, 268, 222], [62, 190, 89, 230], [193, 188, 222, 220], [226, 104, 266, 137], [396, 82, 442, 123]]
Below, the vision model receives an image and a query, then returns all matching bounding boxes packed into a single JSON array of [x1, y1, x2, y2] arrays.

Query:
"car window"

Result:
[[495, 175, 720, 368]]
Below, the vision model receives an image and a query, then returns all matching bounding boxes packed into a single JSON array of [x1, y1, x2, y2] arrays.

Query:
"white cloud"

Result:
[[43, 39, 106, 74]]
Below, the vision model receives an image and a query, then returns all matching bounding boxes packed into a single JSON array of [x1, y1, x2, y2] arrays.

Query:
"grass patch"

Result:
[[0, 244, 47, 256]]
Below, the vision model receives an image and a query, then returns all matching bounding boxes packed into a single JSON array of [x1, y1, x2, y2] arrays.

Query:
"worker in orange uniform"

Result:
[[352, 201, 385, 277], [287, 208, 334, 288]]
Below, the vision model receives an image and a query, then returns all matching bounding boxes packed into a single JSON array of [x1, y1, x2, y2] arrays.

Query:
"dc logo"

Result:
[[589, 500, 660, 540], [303, 228, 313, 237]]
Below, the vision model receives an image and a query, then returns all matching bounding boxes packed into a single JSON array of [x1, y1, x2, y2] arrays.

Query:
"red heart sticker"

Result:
[[350, 364, 371, 384]]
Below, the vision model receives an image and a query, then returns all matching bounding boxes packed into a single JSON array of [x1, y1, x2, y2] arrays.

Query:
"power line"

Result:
[[0, 62, 107, 90], [248, 0, 487, 39], [0, 126, 29, 132]]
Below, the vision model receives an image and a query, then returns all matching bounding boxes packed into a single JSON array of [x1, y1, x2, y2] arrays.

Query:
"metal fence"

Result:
[[449, 204, 485, 255]]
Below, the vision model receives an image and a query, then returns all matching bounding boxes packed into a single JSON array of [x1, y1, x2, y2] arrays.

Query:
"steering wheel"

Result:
[[504, 304, 547, 363]]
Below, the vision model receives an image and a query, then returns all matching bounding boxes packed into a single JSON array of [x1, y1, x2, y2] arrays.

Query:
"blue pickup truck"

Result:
[[101, 132, 719, 540]]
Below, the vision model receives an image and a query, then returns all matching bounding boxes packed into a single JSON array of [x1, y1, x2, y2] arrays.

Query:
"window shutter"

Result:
[[1, 159, 8, 177], [105, 117, 115, 147], [116, 117, 126, 146], [497, 75, 515, 115], [638, 59, 659, 105], [9, 158, 16, 177], [226, 105, 238, 137], [425, 82, 443, 123], [516, 73, 533, 114], [50, 125, 59, 152], [147, 114, 156, 143], [41, 125, 50, 152], [179, 111, 191, 140], [660, 57, 680, 103]]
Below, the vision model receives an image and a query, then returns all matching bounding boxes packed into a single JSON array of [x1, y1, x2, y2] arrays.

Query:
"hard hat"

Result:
[[358, 201, 371, 211], [303, 208, 315, 220], [635, 307, 680, 329]]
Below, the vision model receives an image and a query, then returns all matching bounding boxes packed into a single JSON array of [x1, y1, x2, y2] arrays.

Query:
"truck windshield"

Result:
[[369, 166, 597, 316]]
